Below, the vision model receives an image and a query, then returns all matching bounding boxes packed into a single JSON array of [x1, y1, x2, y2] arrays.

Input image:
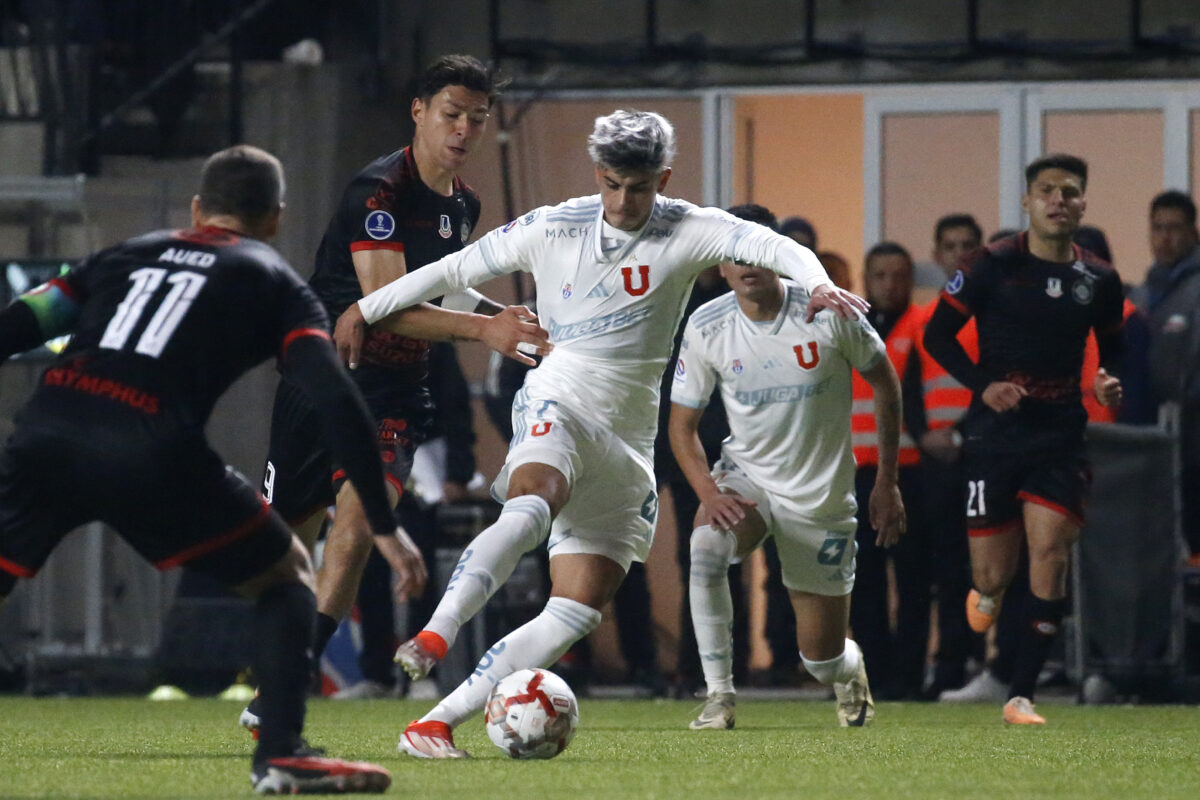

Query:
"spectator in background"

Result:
[[1138, 191, 1200, 557], [780, 216, 818, 250], [907, 214, 982, 699], [1074, 225, 1155, 426], [849, 241, 932, 700], [817, 251, 853, 291]]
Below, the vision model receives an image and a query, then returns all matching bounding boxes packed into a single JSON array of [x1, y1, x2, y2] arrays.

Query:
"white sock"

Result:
[[423, 596, 601, 728], [689, 524, 737, 695], [424, 495, 552, 649], [801, 638, 862, 685]]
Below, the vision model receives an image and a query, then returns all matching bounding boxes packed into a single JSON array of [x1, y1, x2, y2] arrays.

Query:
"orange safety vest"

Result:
[[852, 304, 922, 468], [1081, 298, 1136, 424], [913, 297, 978, 432]]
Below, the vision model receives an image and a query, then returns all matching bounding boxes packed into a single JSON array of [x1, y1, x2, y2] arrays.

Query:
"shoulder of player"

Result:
[[344, 148, 418, 213], [669, 200, 728, 231], [959, 241, 1002, 275], [1074, 247, 1121, 282], [685, 291, 739, 339], [511, 196, 599, 236]]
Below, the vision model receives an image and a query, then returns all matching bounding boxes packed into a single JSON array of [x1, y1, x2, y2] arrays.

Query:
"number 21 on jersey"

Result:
[[966, 479, 987, 517], [100, 267, 207, 357]]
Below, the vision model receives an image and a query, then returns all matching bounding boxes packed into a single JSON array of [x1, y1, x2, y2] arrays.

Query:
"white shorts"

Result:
[[712, 456, 857, 596], [491, 394, 657, 572]]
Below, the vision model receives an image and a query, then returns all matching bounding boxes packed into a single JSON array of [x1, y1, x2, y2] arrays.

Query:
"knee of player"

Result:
[[1029, 546, 1071, 584], [506, 466, 570, 515], [972, 562, 1012, 596], [689, 524, 733, 578]]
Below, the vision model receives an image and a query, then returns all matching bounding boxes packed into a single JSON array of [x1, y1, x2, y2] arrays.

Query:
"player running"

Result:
[[923, 153, 1124, 724]]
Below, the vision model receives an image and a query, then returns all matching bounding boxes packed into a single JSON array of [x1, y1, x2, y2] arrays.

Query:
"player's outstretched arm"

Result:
[[860, 356, 907, 547], [334, 302, 550, 369], [668, 401, 755, 530]]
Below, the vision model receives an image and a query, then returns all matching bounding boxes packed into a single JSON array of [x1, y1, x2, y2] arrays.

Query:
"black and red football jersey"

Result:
[[307, 146, 482, 373], [939, 231, 1124, 449], [18, 226, 328, 438]]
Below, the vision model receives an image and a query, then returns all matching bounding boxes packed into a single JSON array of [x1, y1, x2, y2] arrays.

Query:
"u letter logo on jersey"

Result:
[[531, 422, 553, 437], [794, 342, 820, 369], [621, 265, 650, 296]]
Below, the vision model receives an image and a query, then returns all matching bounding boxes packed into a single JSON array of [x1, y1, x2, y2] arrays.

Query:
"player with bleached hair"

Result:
[[671, 204, 906, 731], [335, 109, 869, 758]]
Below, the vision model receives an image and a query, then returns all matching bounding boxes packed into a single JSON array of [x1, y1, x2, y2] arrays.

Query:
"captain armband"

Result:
[[18, 277, 81, 338]]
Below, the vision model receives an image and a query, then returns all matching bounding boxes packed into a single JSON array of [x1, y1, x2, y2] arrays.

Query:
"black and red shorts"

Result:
[[961, 444, 1091, 536], [263, 367, 428, 525], [0, 426, 292, 590]]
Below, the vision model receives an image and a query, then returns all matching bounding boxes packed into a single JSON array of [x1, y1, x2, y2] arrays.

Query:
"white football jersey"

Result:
[[671, 281, 886, 523], [358, 194, 831, 458]]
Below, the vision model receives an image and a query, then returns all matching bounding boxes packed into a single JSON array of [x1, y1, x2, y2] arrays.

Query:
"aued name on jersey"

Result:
[[158, 248, 216, 268]]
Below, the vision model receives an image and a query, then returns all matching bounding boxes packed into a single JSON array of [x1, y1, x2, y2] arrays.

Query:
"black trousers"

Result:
[[921, 456, 981, 689], [849, 465, 932, 699]]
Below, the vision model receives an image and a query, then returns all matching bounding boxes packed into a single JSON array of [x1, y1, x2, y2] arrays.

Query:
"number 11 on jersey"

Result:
[[100, 267, 208, 357]]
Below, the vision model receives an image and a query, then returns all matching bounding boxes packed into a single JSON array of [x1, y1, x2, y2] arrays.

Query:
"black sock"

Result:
[[1008, 594, 1067, 701], [312, 612, 340, 660], [253, 582, 316, 763], [991, 587, 1026, 684]]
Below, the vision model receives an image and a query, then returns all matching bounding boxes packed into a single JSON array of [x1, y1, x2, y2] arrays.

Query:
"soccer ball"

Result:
[[484, 668, 579, 759]]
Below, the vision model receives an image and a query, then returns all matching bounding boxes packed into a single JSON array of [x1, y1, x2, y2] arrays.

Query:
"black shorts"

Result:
[[962, 444, 1091, 536], [263, 369, 429, 523], [0, 426, 293, 589]]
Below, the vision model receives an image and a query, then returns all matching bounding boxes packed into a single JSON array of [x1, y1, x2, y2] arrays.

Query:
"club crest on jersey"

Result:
[[365, 210, 395, 240], [561, 283, 573, 299], [1046, 277, 1063, 298], [732, 359, 744, 374], [438, 214, 453, 239], [621, 265, 650, 296], [946, 269, 964, 294], [794, 341, 820, 369], [675, 358, 686, 377], [1072, 278, 1095, 305]]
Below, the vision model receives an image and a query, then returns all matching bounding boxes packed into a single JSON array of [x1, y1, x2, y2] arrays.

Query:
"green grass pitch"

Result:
[[0, 696, 1197, 798]]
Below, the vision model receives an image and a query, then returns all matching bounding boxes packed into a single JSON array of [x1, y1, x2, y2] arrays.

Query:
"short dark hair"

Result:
[[726, 203, 778, 231], [415, 54, 508, 107], [197, 145, 283, 227], [864, 241, 913, 273], [1025, 153, 1088, 191], [1150, 190, 1197, 226], [1074, 225, 1112, 263], [935, 213, 982, 245], [988, 228, 1019, 244], [780, 216, 817, 249]]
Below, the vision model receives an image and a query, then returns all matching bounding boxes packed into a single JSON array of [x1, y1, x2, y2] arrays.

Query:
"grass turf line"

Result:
[[0, 697, 1196, 798]]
